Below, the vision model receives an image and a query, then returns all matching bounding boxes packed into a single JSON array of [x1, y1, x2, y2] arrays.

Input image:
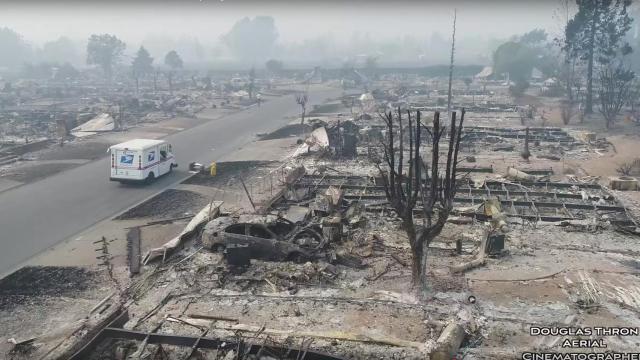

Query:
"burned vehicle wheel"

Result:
[[201, 216, 237, 250], [290, 227, 326, 251]]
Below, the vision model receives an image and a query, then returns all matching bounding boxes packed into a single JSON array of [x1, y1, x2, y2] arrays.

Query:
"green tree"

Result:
[[164, 50, 183, 69], [520, 29, 548, 45], [223, 16, 278, 62], [41, 37, 79, 65], [132, 46, 154, 92], [520, 29, 558, 78], [265, 59, 283, 74], [564, 0, 633, 114], [55, 62, 79, 81], [164, 50, 183, 94], [87, 34, 126, 81], [0, 28, 32, 69], [493, 41, 537, 83], [494, 30, 556, 98], [22, 62, 53, 79]]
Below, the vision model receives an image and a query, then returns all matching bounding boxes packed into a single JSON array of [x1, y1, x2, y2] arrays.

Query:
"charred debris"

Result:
[[21, 83, 640, 360], [0, 71, 275, 168]]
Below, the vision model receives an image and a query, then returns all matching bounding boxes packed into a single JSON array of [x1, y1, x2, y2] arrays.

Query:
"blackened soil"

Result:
[[259, 124, 311, 140], [115, 189, 209, 220], [0, 266, 97, 310]]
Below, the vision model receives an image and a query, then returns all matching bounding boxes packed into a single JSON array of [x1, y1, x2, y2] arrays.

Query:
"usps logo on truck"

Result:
[[120, 154, 134, 164], [148, 151, 155, 162]]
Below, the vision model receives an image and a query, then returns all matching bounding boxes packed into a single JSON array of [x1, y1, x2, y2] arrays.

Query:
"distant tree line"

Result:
[[489, 0, 637, 129], [563, 0, 634, 127], [492, 29, 557, 96]]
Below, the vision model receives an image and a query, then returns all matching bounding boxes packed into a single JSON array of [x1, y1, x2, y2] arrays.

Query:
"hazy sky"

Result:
[[0, 0, 561, 46]]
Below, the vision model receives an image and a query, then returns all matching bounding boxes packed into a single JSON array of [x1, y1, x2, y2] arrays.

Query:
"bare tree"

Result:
[[599, 64, 634, 129], [164, 50, 183, 95], [627, 79, 640, 123], [616, 158, 640, 176], [375, 108, 465, 294], [296, 93, 308, 125], [131, 46, 153, 94], [560, 99, 574, 125], [553, 0, 577, 102]]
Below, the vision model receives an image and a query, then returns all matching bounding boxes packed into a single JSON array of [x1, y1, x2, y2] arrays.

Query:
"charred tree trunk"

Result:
[[405, 220, 421, 285], [418, 241, 428, 290], [376, 108, 465, 295]]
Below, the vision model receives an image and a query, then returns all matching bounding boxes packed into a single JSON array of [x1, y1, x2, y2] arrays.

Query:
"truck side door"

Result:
[[158, 143, 171, 175]]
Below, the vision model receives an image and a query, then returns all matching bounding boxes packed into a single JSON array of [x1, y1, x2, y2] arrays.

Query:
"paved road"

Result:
[[0, 87, 341, 275]]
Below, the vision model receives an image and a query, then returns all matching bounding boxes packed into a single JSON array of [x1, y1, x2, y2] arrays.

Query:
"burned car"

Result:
[[201, 215, 327, 266]]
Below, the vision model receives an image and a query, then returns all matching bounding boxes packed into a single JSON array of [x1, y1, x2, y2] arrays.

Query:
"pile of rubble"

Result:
[[14, 82, 640, 359]]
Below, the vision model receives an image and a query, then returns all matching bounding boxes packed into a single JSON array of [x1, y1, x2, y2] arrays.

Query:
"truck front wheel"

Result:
[[146, 172, 155, 184]]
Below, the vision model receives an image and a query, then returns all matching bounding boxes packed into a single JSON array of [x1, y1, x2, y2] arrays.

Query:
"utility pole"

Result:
[[446, 9, 457, 119]]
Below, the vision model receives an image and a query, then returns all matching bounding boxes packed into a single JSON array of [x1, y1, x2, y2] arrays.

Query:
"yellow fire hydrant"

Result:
[[210, 162, 217, 176]]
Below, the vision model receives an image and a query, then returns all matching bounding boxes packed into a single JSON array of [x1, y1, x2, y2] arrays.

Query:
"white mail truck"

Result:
[[109, 139, 177, 183]]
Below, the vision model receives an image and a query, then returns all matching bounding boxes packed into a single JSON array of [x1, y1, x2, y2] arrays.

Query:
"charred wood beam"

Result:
[[348, 195, 626, 211], [368, 124, 570, 133], [365, 125, 575, 141], [363, 207, 576, 223], [346, 195, 626, 212], [480, 180, 602, 190], [70, 310, 345, 360], [294, 183, 383, 190], [363, 207, 636, 226], [463, 134, 574, 142], [299, 176, 603, 190], [297, 186, 589, 201], [284, 185, 618, 206], [302, 174, 371, 180], [85, 328, 346, 360], [486, 180, 601, 189]]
